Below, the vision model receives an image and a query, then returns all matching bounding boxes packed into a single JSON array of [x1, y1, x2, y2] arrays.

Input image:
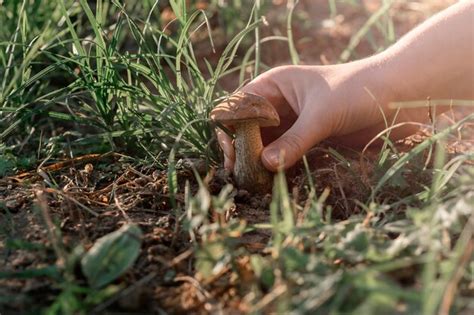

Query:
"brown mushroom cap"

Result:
[[210, 91, 280, 127]]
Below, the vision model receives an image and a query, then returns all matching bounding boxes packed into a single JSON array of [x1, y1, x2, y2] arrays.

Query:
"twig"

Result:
[[127, 166, 154, 182], [174, 276, 212, 302], [439, 239, 473, 315], [174, 275, 225, 314], [10, 152, 117, 182], [250, 283, 287, 312], [112, 185, 131, 222], [44, 188, 99, 217], [170, 248, 193, 267], [439, 215, 474, 315], [151, 248, 194, 269], [35, 189, 67, 266], [333, 165, 350, 212]]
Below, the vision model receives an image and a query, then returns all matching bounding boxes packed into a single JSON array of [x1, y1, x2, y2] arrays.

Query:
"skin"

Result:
[[233, 121, 273, 193], [217, 1, 474, 172]]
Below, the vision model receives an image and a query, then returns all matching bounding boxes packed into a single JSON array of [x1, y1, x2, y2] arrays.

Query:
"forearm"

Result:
[[378, 1, 474, 103], [324, 2, 473, 145]]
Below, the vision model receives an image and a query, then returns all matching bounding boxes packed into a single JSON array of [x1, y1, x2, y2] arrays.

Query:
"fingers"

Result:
[[216, 66, 306, 172], [215, 68, 290, 172], [261, 113, 330, 172], [216, 128, 235, 171], [261, 132, 306, 172], [241, 69, 286, 106], [241, 66, 299, 116]]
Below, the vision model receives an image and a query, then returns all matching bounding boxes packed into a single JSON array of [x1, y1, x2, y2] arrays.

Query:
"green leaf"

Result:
[[81, 224, 143, 288]]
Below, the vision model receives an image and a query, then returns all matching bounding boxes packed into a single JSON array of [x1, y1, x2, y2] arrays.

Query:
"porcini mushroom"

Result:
[[210, 92, 280, 193]]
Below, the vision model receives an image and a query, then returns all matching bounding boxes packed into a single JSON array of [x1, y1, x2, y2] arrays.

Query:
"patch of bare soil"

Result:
[[0, 154, 262, 313]]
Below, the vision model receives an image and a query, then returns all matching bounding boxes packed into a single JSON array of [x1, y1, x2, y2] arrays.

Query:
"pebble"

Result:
[[235, 189, 250, 202], [181, 158, 208, 175]]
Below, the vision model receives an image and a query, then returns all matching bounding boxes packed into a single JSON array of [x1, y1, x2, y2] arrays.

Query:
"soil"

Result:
[[2, 135, 471, 313], [0, 0, 469, 314]]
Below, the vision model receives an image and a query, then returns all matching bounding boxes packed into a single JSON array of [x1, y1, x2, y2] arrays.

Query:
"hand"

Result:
[[217, 62, 408, 172], [217, 1, 473, 172]]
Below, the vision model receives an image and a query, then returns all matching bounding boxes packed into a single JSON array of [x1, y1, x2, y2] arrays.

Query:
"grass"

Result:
[[1, 0, 473, 314]]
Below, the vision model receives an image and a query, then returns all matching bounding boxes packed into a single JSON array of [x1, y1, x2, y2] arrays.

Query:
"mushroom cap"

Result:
[[210, 92, 280, 127]]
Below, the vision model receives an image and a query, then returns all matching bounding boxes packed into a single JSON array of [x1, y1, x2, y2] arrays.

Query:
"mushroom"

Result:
[[210, 92, 280, 193]]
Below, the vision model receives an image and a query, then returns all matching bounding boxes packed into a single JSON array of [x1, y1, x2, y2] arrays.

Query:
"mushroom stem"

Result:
[[234, 121, 273, 193]]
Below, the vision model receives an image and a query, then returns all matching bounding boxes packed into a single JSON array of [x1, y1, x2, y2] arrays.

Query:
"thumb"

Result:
[[261, 115, 330, 172]]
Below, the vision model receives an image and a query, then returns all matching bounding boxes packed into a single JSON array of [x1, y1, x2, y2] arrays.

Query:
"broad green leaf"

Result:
[[81, 224, 142, 288]]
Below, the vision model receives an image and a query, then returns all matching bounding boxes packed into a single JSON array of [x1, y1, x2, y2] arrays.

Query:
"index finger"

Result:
[[241, 66, 297, 116], [216, 127, 235, 171]]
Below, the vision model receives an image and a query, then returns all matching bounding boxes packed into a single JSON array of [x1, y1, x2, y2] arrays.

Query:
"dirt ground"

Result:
[[0, 0, 467, 313]]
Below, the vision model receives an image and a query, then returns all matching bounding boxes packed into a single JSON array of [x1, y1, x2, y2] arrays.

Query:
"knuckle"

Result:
[[268, 65, 292, 76], [280, 133, 304, 156], [257, 66, 292, 84]]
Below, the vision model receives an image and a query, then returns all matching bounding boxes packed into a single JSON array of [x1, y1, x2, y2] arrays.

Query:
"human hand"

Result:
[[217, 1, 473, 173], [217, 61, 409, 172]]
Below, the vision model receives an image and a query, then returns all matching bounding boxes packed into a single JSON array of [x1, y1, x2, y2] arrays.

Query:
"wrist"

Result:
[[357, 52, 451, 124], [340, 54, 397, 113]]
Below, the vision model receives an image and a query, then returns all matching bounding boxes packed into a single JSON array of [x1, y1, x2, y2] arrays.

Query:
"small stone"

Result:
[[260, 194, 272, 208], [118, 286, 150, 310], [151, 170, 162, 181], [6, 199, 18, 209], [182, 158, 208, 175], [250, 198, 260, 209], [147, 244, 170, 256], [84, 163, 93, 174], [215, 168, 232, 184], [235, 189, 250, 202], [6, 199, 21, 212], [155, 215, 172, 229]]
